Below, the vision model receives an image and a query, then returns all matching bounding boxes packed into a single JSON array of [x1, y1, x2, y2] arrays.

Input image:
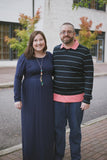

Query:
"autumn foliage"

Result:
[[4, 8, 40, 57], [76, 17, 102, 49]]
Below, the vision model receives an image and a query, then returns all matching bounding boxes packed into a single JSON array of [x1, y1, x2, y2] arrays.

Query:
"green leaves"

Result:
[[72, 0, 106, 10]]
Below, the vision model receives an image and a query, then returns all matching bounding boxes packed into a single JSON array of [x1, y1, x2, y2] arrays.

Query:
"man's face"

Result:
[[60, 24, 75, 44]]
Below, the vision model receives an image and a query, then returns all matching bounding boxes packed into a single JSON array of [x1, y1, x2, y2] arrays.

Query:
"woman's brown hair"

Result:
[[24, 30, 47, 59]]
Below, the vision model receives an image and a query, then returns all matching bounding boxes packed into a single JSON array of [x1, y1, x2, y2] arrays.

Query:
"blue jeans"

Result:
[[54, 101, 83, 160]]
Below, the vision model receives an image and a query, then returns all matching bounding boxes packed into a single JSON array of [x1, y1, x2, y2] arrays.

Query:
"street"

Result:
[[0, 76, 107, 150], [82, 75, 107, 123], [0, 88, 21, 150]]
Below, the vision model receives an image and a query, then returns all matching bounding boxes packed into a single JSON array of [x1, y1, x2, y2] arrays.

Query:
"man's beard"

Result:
[[61, 36, 74, 44]]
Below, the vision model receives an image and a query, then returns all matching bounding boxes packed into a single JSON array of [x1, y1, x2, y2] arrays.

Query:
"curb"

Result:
[[66, 114, 107, 132], [0, 61, 17, 68], [0, 115, 107, 156], [94, 73, 107, 77], [0, 82, 14, 88], [0, 73, 107, 89], [0, 144, 22, 156], [81, 114, 107, 127]]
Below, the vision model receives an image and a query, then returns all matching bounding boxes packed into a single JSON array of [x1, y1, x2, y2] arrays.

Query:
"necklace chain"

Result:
[[36, 58, 44, 86]]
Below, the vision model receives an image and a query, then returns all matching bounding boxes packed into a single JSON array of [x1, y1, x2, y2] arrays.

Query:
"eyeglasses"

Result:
[[60, 30, 74, 35]]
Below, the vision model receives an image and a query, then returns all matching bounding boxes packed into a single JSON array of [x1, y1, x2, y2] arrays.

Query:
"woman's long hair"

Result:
[[24, 30, 47, 59]]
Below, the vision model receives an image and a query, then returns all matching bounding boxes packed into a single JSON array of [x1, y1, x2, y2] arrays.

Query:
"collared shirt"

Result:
[[60, 39, 79, 50], [53, 39, 84, 103]]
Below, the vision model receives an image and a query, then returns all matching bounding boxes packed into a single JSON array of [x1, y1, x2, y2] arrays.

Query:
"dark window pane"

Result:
[[73, 0, 106, 11], [73, 0, 80, 3], [0, 22, 21, 60], [90, 45, 97, 57]]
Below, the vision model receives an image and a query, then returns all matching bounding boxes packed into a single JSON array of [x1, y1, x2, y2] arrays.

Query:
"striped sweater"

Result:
[[53, 44, 94, 104]]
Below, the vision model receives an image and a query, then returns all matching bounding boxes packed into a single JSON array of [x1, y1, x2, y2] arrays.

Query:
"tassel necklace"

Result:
[[36, 58, 44, 86]]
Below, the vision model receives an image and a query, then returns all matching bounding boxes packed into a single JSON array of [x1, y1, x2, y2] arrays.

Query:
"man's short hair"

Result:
[[60, 22, 75, 32]]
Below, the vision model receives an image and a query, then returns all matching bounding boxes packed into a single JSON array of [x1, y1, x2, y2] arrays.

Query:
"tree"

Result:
[[76, 17, 102, 49], [4, 8, 40, 57], [72, 0, 107, 10]]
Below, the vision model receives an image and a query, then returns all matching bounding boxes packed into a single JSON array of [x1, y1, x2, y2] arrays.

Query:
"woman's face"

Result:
[[33, 34, 45, 52]]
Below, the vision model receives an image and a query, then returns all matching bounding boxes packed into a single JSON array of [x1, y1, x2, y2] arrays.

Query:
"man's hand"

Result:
[[14, 101, 22, 110], [80, 102, 90, 110]]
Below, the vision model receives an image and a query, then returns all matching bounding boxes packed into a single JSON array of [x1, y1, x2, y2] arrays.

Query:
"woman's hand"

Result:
[[15, 101, 22, 110]]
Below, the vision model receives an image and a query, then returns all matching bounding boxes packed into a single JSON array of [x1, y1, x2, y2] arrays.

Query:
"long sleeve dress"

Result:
[[14, 52, 54, 160]]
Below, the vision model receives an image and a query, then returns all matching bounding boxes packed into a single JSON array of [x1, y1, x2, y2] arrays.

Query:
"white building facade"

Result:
[[0, 0, 107, 63]]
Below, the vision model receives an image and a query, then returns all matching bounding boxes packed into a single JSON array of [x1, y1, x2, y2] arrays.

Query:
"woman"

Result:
[[14, 31, 54, 160]]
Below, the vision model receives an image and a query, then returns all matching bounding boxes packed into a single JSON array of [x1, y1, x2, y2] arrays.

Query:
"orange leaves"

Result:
[[4, 36, 9, 43], [77, 17, 103, 49], [18, 8, 40, 28], [18, 14, 30, 28], [29, 8, 41, 26], [96, 23, 102, 29], [80, 17, 92, 31], [95, 23, 103, 35], [35, 8, 41, 20]]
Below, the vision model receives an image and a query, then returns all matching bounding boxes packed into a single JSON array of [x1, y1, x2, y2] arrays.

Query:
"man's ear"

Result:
[[73, 32, 76, 37]]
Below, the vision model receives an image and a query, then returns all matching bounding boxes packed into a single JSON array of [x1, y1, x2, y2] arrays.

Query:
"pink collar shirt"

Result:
[[53, 39, 84, 103]]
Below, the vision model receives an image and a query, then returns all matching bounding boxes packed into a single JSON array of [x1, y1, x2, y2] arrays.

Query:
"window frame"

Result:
[[0, 21, 21, 60], [73, 0, 106, 11]]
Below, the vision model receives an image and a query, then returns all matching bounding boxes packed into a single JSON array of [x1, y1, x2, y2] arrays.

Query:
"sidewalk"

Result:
[[0, 62, 107, 88], [0, 116, 107, 160], [0, 67, 16, 88], [94, 63, 107, 76]]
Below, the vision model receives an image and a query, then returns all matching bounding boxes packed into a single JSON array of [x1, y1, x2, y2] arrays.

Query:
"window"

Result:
[[90, 32, 105, 62], [0, 22, 21, 60], [90, 45, 97, 57], [0, 23, 10, 59], [73, 0, 106, 11], [75, 29, 105, 62], [90, 0, 96, 9], [73, 0, 80, 3], [89, 0, 106, 11]]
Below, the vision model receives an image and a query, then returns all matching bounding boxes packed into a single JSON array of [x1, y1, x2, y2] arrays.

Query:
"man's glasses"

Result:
[[60, 30, 74, 35]]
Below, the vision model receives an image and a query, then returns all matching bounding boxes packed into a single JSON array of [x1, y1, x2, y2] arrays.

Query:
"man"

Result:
[[53, 23, 94, 160]]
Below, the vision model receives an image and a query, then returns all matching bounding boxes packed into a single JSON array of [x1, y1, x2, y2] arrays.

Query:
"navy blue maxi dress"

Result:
[[14, 52, 54, 160]]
